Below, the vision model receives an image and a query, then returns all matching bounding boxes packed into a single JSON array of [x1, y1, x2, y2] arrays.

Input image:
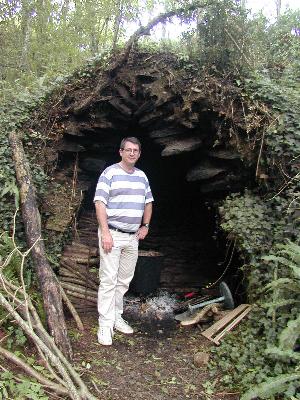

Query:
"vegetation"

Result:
[[0, 0, 299, 398], [206, 6, 300, 395], [0, 0, 153, 84], [209, 240, 300, 399]]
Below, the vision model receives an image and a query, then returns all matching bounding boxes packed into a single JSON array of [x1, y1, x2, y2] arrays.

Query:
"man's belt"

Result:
[[108, 225, 136, 235]]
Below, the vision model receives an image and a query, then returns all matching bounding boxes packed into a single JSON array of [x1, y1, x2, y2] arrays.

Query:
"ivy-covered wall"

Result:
[[209, 73, 299, 398]]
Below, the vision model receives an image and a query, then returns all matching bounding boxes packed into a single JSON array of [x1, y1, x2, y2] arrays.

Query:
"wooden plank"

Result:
[[212, 306, 252, 345], [201, 304, 250, 339]]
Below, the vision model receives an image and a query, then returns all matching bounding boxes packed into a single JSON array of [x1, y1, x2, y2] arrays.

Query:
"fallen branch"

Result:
[[60, 276, 94, 287], [0, 215, 98, 399], [61, 258, 99, 284], [0, 346, 69, 397], [64, 244, 98, 257], [0, 293, 97, 400], [62, 256, 99, 265]]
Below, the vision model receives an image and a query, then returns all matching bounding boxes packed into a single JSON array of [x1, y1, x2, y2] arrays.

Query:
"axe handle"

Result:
[[189, 296, 224, 312]]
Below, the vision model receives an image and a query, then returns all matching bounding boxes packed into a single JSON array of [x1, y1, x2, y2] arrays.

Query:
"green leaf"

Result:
[[241, 373, 300, 400], [266, 347, 300, 362], [279, 315, 300, 350]]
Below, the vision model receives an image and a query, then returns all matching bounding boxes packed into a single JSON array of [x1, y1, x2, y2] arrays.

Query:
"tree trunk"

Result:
[[61, 0, 70, 23], [90, 30, 99, 56], [275, 0, 281, 19], [20, 0, 33, 72], [112, 0, 124, 51], [9, 131, 73, 360]]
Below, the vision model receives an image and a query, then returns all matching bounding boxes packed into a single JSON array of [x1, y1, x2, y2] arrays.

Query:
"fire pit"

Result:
[[124, 290, 178, 336]]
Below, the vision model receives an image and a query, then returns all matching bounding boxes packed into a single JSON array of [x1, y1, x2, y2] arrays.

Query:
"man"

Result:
[[94, 137, 153, 345]]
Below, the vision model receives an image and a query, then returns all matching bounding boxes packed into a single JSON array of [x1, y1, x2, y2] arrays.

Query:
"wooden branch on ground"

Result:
[[60, 276, 94, 287], [60, 259, 99, 287], [64, 291, 97, 303], [8, 131, 72, 360], [0, 271, 97, 400], [0, 293, 97, 400], [0, 347, 69, 397], [62, 256, 99, 265], [64, 244, 98, 257]]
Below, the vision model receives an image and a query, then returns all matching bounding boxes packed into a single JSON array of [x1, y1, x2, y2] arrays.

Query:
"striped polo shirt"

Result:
[[94, 163, 154, 232]]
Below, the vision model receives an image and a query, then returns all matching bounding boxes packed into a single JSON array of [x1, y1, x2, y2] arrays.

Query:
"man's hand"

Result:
[[101, 231, 114, 253], [137, 226, 149, 240]]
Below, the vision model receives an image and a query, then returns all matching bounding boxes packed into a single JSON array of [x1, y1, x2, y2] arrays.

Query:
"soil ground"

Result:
[[68, 313, 240, 400]]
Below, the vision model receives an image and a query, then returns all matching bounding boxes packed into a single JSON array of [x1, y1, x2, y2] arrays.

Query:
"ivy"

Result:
[[0, 371, 48, 400], [205, 28, 300, 393], [245, 74, 300, 169], [0, 81, 49, 233], [209, 60, 299, 398], [219, 191, 291, 256]]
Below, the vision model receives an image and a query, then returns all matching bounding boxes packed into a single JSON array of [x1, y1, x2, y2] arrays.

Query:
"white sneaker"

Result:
[[97, 326, 113, 345], [114, 317, 134, 334]]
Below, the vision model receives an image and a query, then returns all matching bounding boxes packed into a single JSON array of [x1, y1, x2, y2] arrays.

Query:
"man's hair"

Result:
[[120, 137, 141, 151]]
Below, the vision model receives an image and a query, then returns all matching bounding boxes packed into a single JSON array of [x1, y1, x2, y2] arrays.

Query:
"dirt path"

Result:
[[69, 315, 239, 400]]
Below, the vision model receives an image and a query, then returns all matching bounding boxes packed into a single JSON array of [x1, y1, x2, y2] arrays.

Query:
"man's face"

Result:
[[119, 141, 141, 165]]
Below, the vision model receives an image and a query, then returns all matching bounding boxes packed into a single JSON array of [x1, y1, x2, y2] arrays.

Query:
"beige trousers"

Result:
[[98, 228, 139, 328]]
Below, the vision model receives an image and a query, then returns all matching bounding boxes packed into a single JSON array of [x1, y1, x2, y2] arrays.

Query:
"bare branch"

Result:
[[0, 346, 69, 397], [0, 293, 97, 400], [0, 227, 97, 399]]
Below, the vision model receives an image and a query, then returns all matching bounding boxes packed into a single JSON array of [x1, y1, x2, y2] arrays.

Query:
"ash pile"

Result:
[[124, 291, 178, 336]]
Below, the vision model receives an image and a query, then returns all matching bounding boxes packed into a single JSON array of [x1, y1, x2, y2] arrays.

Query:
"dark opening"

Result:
[[61, 127, 249, 295]]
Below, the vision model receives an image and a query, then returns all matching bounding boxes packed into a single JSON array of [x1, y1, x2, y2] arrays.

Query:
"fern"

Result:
[[263, 254, 292, 266], [252, 241, 300, 398], [263, 299, 300, 309], [264, 278, 299, 293], [266, 347, 300, 362], [279, 315, 300, 350], [280, 241, 300, 258], [288, 263, 300, 279], [241, 373, 300, 400], [0, 233, 22, 283], [241, 241, 300, 399]]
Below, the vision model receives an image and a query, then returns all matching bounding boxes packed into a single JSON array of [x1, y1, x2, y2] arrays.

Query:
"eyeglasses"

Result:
[[122, 148, 140, 154]]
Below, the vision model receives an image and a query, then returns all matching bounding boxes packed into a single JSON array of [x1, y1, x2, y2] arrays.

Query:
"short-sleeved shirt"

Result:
[[94, 163, 154, 233]]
